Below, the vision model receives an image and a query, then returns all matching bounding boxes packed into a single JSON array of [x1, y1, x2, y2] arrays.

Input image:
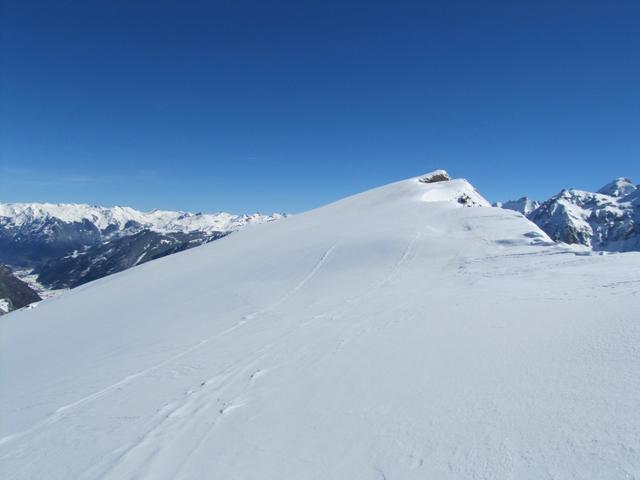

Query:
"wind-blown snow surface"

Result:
[[2, 174, 640, 479]]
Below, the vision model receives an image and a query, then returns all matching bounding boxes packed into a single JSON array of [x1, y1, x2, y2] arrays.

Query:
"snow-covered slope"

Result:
[[2, 172, 640, 479]]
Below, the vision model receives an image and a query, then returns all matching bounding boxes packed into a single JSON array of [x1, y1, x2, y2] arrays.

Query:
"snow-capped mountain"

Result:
[[0, 202, 282, 235], [493, 197, 540, 215], [0, 203, 285, 289], [496, 177, 640, 252], [597, 177, 637, 197], [3, 171, 639, 479]]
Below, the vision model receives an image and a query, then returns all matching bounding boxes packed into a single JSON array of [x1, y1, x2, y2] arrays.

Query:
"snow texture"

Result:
[[2, 172, 640, 479]]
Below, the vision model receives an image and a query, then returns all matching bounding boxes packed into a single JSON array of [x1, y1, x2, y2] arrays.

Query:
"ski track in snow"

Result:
[[257, 244, 337, 314], [82, 245, 342, 478], [0, 245, 339, 452], [327, 232, 422, 355], [77, 239, 415, 479]]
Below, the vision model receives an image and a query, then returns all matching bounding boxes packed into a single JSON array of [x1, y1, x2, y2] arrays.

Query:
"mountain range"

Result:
[[495, 177, 639, 252], [0, 203, 284, 303], [2, 170, 639, 479]]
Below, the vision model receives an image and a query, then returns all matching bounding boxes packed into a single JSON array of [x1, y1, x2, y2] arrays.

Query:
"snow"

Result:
[[495, 197, 541, 215], [597, 177, 637, 197], [0, 202, 285, 234], [2, 172, 640, 479], [0, 299, 9, 314], [419, 177, 490, 206]]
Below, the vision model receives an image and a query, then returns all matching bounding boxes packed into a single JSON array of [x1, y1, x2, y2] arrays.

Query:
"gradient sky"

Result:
[[2, 1, 639, 213]]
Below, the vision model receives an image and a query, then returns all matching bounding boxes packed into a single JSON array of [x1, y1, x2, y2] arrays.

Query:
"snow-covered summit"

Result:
[[597, 177, 637, 197]]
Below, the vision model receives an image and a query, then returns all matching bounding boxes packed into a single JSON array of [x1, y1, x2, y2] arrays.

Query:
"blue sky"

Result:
[[2, 1, 639, 213]]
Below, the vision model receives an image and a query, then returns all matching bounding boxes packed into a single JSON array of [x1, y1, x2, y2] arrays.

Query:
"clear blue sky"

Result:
[[2, 1, 639, 213]]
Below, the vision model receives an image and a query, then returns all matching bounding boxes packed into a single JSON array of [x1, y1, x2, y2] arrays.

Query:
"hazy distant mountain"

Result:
[[0, 203, 285, 291], [493, 197, 540, 216]]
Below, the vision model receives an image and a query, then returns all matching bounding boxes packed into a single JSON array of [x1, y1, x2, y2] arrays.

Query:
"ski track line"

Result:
[[0, 318, 248, 448], [261, 244, 336, 314], [3, 239, 407, 478], [95, 353, 268, 480], [102, 263, 344, 480], [99, 319, 311, 479], [0, 244, 338, 451], [328, 232, 421, 355], [98, 247, 340, 479]]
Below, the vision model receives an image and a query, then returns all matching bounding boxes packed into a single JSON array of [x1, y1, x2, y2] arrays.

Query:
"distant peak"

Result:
[[597, 177, 636, 197], [418, 170, 450, 184], [495, 197, 540, 216]]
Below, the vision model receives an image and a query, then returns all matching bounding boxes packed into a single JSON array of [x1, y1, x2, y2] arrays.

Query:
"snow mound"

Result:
[[1, 172, 639, 479]]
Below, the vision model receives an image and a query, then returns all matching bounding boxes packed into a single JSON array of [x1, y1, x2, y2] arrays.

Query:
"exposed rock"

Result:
[[418, 170, 451, 183], [0, 264, 41, 314]]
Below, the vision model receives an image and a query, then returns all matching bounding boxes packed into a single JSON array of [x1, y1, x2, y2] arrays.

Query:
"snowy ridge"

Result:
[[0, 202, 285, 234], [1, 171, 640, 479]]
